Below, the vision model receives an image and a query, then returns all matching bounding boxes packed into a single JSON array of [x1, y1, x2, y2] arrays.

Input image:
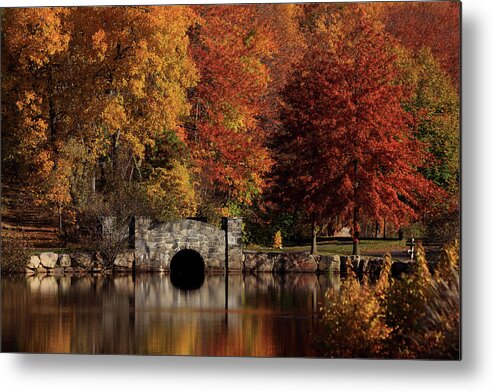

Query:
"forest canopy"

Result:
[[1, 2, 460, 249]]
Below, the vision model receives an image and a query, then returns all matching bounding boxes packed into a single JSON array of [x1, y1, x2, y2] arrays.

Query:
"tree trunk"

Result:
[[352, 159, 360, 256], [58, 205, 63, 236], [352, 235, 360, 256], [310, 220, 317, 255], [352, 207, 360, 256], [48, 66, 57, 145]]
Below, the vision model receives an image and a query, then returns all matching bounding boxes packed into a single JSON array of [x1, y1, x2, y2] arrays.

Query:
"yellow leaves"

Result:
[[395, 46, 459, 194], [13, 90, 50, 149], [129, 77, 146, 98], [273, 230, 282, 249], [122, 133, 145, 160], [37, 150, 54, 175], [101, 98, 127, 134], [4, 8, 70, 70], [222, 104, 246, 132], [16, 90, 40, 111], [240, 56, 269, 90], [319, 245, 459, 358], [145, 162, 198, 221], [17, 90, 39, 109], [92, 29, 108, 60], [45, 162, 73, 206], [219, 206, 231, 217], [319, 273, 392, 358], [83, 6, 199, 159], [435, 239, 460, 285]]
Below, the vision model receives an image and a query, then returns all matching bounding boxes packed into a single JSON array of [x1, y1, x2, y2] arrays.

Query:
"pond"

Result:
[[1, 273, 340, 357]]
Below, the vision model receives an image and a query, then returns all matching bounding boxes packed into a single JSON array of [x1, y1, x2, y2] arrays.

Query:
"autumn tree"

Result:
[[395, 47, 460, 242], [1, 8, 71, 202], [396, 47, 460, 195], [252, 4, 307, 128], [2, 6, 200, 232], [377, 1, 460, 89], [186, 5, 276, 221], [278, 6, 442, 255], [64, 6, 199, 212]]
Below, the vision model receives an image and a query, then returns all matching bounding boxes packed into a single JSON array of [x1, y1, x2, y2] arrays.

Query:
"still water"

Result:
[[2, 273, 340, 357]]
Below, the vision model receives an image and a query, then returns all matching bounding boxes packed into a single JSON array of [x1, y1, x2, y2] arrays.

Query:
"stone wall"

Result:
[[222, 217, 243, 270], [22, 248, 401, 278], [134, 218, 228, 272], [243, 250, 318, 273], [243, 251, 389, 276], [24, 251, 129, 275]]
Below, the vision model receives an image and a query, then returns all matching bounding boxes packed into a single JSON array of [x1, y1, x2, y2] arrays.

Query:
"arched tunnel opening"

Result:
[[170, 249, 205, 290]]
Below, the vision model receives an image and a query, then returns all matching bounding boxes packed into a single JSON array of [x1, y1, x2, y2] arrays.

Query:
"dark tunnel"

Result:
[[170, 249, 206, 290]]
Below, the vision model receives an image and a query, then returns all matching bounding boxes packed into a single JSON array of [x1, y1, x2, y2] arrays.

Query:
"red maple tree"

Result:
[[278, 6, 443, 254], [186, 5, 275, 214]]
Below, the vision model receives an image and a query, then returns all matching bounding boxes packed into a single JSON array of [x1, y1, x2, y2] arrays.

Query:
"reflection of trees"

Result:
[[3, 276, 72, 353], [2, 273, 340, 356], [2, 275, 135, 353], [134, 274, 340, 357]]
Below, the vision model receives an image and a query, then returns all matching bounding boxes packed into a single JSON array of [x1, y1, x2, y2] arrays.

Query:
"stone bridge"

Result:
[[133, 217, 243, 272]]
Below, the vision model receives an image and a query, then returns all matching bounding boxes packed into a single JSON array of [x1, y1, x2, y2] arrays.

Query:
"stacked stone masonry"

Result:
[[134, 217, 242, 272], [223, 217, 243, 270], [242, 251, 388, 274], [22, 216, 412, 276], [23, 250, 403, 277]]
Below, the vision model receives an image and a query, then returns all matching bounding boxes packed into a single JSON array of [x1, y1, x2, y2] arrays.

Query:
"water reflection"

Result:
[[2, 273, 339, 356]]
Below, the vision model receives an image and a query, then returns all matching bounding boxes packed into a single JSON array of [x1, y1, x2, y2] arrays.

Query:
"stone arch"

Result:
[[134, 217, 242, 272], [170, 249, 205, 290]]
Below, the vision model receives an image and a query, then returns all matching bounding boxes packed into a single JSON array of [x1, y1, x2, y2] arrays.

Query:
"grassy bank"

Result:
[[246, 239, 407, 257]]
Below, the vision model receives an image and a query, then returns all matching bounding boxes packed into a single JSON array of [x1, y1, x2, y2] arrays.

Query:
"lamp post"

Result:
[[407, 237, 416, 261]]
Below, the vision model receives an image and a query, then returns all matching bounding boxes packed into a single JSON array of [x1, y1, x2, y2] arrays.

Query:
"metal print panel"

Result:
[[0, 1, 461, 359]]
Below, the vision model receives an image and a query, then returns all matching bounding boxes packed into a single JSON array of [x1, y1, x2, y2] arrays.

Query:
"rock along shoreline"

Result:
[[23, 250, 414, 277]]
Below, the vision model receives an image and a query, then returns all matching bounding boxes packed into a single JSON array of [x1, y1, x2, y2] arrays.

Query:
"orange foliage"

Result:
[[377, 1, 460, 89], [278, 6, 444, 235], [1, 4, 459, 233], [187, 5, 276, 208], [2, 6, 198, 218]]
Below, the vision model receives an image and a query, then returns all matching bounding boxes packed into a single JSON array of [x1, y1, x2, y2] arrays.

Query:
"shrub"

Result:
[[384, 245, 434, 357], [1, 229, 31, 274], [74, 186, 141, 268], [316, 243, 460, 359], [273, 230, 283, 249], [411, 241, 460, 359], [316, 258, 393, 358]]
